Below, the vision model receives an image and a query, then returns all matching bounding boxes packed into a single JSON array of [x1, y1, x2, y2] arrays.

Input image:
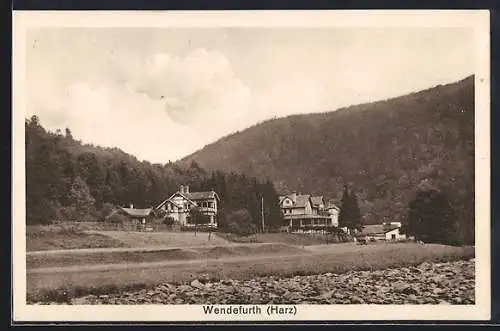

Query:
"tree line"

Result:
[[338, 181, 461, 245], [25, 115, 284, 231]]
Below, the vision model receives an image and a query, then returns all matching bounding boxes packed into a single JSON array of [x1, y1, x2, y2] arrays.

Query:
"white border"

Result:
[[12, 10, 491, 322]]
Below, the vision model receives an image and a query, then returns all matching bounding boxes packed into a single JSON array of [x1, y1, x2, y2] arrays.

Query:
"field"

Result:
[[27, 243, 306, 269], [26, 224, 230, 252], [27, 242, 474, 303], [90, 230, 230, 247], [217, 232, 339, 246], [26, 225, 128, 251]]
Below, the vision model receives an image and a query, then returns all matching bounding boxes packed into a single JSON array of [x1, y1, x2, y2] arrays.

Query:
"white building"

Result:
[[279, 192, 340, 231], [155, 185, 219, 228], [360, 223, 407, 241]]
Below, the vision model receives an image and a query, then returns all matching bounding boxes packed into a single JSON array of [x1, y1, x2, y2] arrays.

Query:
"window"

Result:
[[391, 234, 396, 240]]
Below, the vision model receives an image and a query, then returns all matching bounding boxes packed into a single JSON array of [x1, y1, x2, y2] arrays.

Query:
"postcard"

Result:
[[12, 10, 490, 322]]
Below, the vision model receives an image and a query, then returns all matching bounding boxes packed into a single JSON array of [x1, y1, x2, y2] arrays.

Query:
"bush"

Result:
[[187, 207, 211, 225], [407, 182, 457, 245], [107, 212, 128, 224], [226, 209, 257, 236], [163, 216, 175, 225]]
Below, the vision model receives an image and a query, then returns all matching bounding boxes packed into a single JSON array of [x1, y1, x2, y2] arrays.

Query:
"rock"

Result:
[[159, 283, 175, 292], [190, 279, 204, 289], [71, 297, 90, 305], [402, 286, 419, 295], [351, 296, 365, 304], [320, 290, 334, 299], [178, 285, 191, 292], [392, 281, 407, 292], [407, 294, 418, 302], [32, 259, 475, 306], [224, 286, 236, 294]]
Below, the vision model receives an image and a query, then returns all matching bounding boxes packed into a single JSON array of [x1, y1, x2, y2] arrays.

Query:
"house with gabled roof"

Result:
[[155, 185, 219, 228], [279, 191, 339, 232], [120, 206, 153, 221], [104, 204, 154, 231], [358, 223, 406, 241]]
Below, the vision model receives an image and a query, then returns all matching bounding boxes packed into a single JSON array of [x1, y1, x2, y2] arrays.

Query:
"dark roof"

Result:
[[155, 190, 218, 210], [184, 191, 218, 200], [361, 224, 400, 236], [294, 194, 311, 208], [280, 194, 311, 208], [121, 207, 152, 217], [311, 196, 324, 206]]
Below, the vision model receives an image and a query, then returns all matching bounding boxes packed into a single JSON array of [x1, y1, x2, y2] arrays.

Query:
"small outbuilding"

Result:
[[359, 224, 407, 242]]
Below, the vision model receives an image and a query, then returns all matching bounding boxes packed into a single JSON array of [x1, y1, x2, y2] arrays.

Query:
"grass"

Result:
[[26, 243, 474, 303], [217, 232, 341, 246], [27, 243, 306, 269], [88, 230, 230, 247], [27, 225, 231, 252], [26, 224, 128, 252]]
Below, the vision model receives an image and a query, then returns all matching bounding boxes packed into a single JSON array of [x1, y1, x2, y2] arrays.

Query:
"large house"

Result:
[[279, 191, 339, 232], [155, 185, 219, 228]]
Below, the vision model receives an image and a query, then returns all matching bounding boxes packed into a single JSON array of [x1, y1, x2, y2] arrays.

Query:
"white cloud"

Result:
[[28, 48, 256, 163], [116, 48, 253, 129]]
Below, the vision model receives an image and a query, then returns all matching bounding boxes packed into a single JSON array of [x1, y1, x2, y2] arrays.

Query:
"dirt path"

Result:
[[28, 250, 314, 274], [27, 241, 284, 256]]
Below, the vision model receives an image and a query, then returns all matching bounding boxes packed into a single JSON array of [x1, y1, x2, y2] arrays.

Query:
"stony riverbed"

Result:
[[60, 259, 475, 305]]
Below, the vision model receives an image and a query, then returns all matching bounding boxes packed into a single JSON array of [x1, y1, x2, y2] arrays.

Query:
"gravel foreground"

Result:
[[41, 259, 474, 305]]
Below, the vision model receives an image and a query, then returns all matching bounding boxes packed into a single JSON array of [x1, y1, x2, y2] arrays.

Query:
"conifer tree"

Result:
[[338, 185, 350, 229], [68, 176, 96, 220], [407, 181, 456, 244], [349, 190, 363, 231]]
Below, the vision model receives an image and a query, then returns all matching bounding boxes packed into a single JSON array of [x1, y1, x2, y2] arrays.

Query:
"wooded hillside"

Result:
[[180, 76, 475, 243], [25, 117, 284, 229]]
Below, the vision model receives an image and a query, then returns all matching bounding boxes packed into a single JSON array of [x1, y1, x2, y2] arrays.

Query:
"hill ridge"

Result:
[[179, 75, 475, 243]]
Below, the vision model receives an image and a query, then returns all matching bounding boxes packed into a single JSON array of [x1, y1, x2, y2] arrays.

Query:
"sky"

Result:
[[26, 27, 474, 163]]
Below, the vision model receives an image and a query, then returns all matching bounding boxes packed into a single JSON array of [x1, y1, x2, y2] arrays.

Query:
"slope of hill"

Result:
[[25, 118, 284, 228], [180, 76, 475, 243]]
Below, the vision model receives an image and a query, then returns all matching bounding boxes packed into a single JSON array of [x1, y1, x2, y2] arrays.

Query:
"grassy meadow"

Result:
[[26, 224, 128, 251]]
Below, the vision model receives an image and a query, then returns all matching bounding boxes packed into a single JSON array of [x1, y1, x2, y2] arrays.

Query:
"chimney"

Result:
[[129, 203, 134, 209], [180, 185, 184, 193], [185, 185, 190, 194], [290, 191, 297, 203]]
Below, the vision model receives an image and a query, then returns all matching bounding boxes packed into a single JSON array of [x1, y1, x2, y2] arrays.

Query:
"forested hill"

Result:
[[180, 76, 475, 243], [25, 117, 284, 229]]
